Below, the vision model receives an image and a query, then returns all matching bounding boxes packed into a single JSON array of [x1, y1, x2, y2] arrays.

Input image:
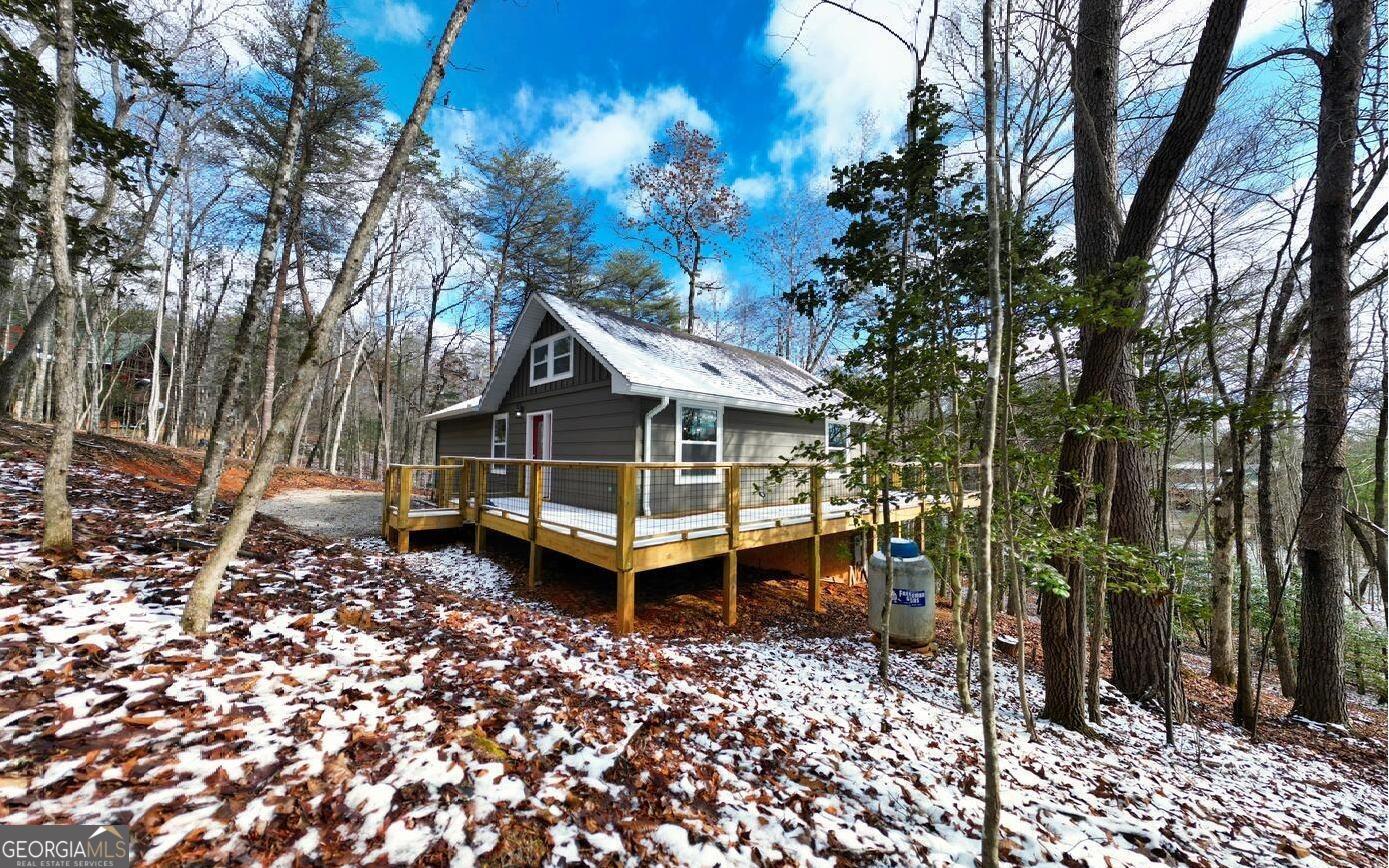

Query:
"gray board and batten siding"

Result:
[[434, 311, 847, 517], [436, 314, 641, 511]]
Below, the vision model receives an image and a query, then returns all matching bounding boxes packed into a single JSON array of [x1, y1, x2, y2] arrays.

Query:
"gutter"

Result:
[[641, 396, 670, 516]]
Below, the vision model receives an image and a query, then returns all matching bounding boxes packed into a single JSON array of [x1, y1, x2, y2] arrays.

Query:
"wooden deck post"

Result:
[[381, 466, 395, 540], [527, 462, 544, 588], [459, 460, 473, 521], [434, 461, 451, 507], [723, 551, 737, 627], [809, 466, 823, 613], [615, 464, 636, 634], [474, 462, 488, 554], [723, 465, 741, 627], [395, 467, 413, 553]]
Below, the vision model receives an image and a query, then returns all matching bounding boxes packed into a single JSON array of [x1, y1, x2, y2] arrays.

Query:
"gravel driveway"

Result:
[[257, 489, 383, 540]]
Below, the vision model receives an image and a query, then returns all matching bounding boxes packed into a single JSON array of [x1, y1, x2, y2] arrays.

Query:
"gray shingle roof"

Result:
[[426, 293, 833, 421]]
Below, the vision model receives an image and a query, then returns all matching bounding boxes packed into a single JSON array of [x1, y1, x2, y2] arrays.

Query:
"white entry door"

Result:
[[526, 410, 553, 497]]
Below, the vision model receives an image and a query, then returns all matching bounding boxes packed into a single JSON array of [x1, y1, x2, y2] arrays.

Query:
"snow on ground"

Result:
[[1, 458, 1384, 866]]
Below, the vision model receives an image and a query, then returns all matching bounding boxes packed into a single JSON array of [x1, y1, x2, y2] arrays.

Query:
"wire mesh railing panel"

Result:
[[819, 471, 866, 518], [477, 459, 525, 516], [404, 467, 463, 512], [635, 466, 727, 541], [542, 465, 619, 539], [738, 465, 811, 529]]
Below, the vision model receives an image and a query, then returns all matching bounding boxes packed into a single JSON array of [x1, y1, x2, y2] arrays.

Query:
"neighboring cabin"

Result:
[[424, 292, 858, 516], [101, 332, 173, 429]]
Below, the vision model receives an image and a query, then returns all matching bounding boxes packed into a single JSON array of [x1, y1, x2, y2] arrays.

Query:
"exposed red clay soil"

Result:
[[0, 418, 379, 500]]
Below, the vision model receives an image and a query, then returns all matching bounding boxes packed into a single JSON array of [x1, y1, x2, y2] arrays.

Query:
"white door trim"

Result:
[[525, 410, 553, 496]]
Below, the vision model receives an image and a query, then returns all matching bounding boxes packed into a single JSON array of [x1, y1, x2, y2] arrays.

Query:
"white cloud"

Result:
[[540, 86, 715, 191], [762, 0, 1305, 179], [732, 173, 777, 208], [378, 1, 431, 42], [764, 0, 924, 173], [344, 0, 430, 43], [427, 105, 511, 162]]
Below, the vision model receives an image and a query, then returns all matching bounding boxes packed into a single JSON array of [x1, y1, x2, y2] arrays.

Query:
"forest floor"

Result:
[[0, 418, 380, 500], [0, 440, 1385, 866]]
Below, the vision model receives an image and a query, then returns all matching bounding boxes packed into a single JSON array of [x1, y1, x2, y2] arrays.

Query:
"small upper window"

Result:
[[490, 414, 508, 473], [530, 333, 573, 386], [676, 402, 722, 483], [826, 420, 850, 466]]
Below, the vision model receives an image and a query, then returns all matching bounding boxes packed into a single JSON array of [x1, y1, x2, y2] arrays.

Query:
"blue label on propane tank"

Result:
[[892, 588, 927, 607]]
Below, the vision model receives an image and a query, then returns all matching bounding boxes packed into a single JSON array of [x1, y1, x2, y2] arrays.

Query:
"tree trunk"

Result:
[[261, 232, 291, 442], [1256, 422, 1299, 696], [40, 0, 78, 554], [147, 243, 171, 442], [188, 0, 325, 521], [1108, 381, 1188, 721], [978, 0, 1004, 853], [1293, 0, 1372, 726], [1087, 442, 1117, 722], [181, 0, 476, 634], [1039, 0, 1121, 731], [1209, 432, 1236, 686], [1044, 0, 1245, 730], [329, 336, 366, 475], [0, 280, 54, 413], [685, 237, 701, 332], [1374, 333, 1387, 608]]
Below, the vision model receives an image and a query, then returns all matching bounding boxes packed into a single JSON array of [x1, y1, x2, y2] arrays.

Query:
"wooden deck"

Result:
[[383, 458, 976, 633]]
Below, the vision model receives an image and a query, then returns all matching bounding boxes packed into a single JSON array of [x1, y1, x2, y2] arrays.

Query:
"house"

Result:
[[423, 291, 860, 515], [101, 332, 173, 428], [395, 292, 965, 632]]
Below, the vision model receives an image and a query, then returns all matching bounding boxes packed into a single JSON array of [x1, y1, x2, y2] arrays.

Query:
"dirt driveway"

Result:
[[257, 489, 383, 540]]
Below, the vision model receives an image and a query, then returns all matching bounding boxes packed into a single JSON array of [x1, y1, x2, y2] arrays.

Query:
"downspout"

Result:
[[642, 396, 670, 516]]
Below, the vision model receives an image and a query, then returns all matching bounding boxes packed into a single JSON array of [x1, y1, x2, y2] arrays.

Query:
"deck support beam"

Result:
[[616, 569, 635, 634], [809, 467, 823, 613], [614, 465, 637, 633], [528, 544, 542, 589], [723, 551, 738, 626], [526, 463, 543, 588]]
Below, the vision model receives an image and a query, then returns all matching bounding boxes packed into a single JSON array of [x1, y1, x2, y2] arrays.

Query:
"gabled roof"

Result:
[[421, 396, 480, 422], [426, 292, 834, 422]]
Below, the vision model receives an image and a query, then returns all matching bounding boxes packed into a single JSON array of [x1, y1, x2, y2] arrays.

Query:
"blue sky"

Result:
[[339, 0, 815, 295], [333, 0, 1308, 301]]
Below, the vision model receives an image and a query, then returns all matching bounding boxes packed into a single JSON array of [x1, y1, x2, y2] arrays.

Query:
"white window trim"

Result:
[[490, 413, 508, 473], [675, 400, 723, 485], [528, 332, 574, 387], [825, 419, 851, 475]]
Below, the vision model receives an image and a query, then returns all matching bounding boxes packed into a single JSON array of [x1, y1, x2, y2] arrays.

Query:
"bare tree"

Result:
[[1293, 0, 1375, 726], [622, 121, 746, 332], [188, 0, 326, 521], [181, 0, 477, 634], [979, 0, 1005, 857], [40, 0, 78, 554], [1040, 0, 1248, 731]]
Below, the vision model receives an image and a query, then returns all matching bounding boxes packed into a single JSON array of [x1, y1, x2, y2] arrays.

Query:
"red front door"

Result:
[[527, 412, 551, 497]]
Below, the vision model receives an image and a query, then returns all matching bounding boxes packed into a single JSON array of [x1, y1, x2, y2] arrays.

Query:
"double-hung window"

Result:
[[529, 333, 573, 386], [676, 402, 722, 483], [826, 420, 850, 469], [490, 414, 508, 473]]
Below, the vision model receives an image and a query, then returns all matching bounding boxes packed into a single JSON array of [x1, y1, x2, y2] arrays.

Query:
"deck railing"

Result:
[[385, 458, 973, 544], [382, 457, 980, 632]]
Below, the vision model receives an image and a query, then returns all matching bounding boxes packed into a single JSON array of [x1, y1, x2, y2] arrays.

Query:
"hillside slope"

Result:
[[0, 418, 378, 500], [0, 450, 1384, 866]]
